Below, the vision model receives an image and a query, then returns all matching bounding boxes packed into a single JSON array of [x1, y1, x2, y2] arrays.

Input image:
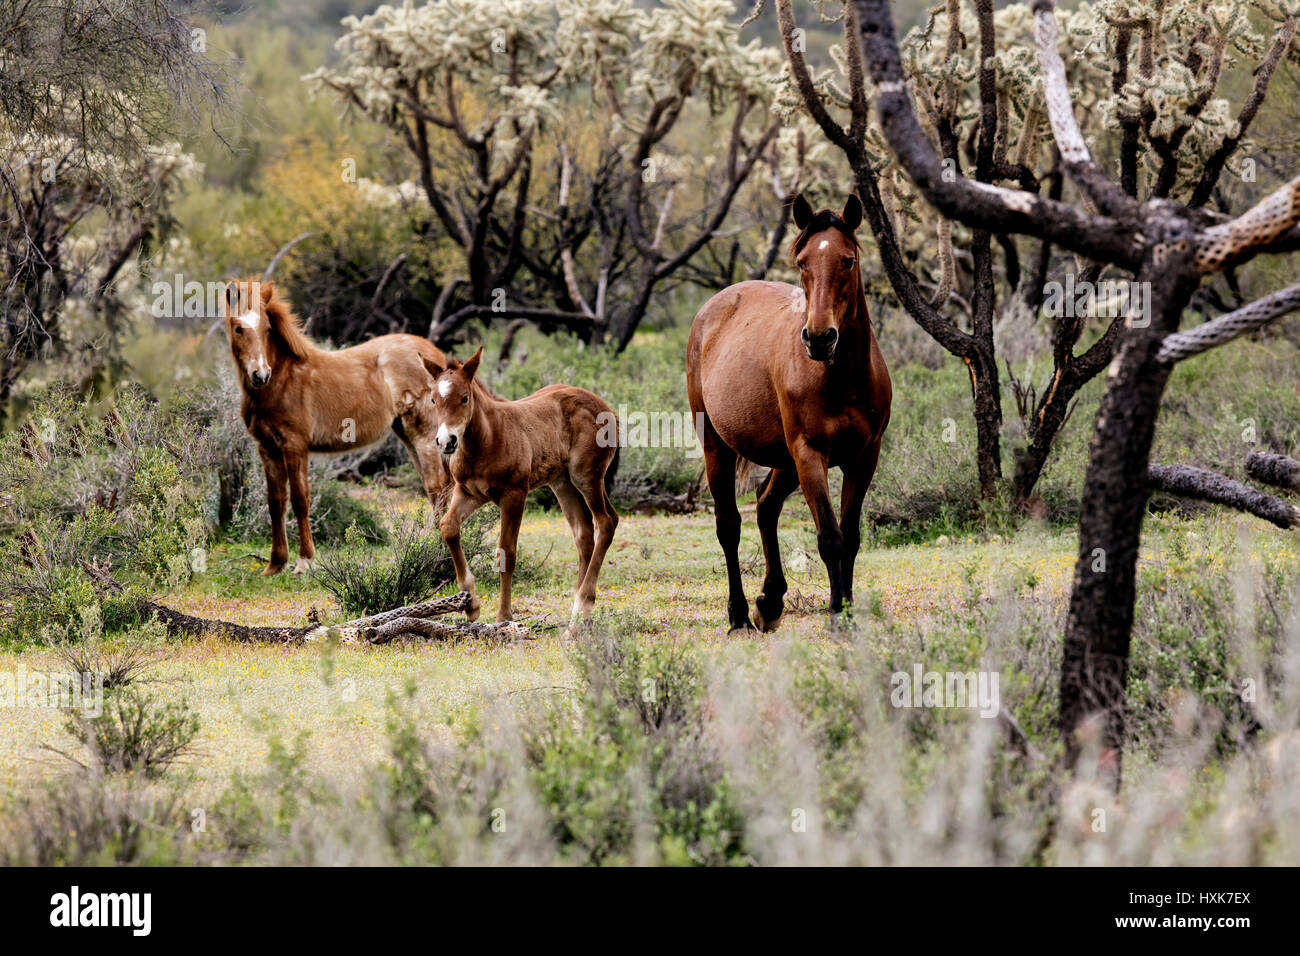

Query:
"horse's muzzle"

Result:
[[250, 370, 271, 388], [802, 326, 838, 363], [439, 435, 458, 456]]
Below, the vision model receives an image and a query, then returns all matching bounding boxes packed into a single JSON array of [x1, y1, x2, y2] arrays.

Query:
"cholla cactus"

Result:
[[309, 0, 799, 347]]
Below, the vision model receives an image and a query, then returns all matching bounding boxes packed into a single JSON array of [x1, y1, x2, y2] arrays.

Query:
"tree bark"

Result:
[[1058, 238, 1200, 778], [1147, 463, 1300, 529]]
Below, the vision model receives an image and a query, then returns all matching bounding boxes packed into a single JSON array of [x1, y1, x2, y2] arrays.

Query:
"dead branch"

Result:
[[77, 560, 524, 644], [262, 232, 315, 282], [1245, 451, 1300, 494], [1157, 280, 1300, 362], [1147, 464, 1300, 529]]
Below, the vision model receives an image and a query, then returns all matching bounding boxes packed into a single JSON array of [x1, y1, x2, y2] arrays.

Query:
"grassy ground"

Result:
[[3, 479, 1288, 798]]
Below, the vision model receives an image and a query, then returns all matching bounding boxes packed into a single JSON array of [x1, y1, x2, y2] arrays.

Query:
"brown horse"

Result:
[[686, 194, 892, 631], [222, 279, 451, 576], [420, 347, 619, 624]]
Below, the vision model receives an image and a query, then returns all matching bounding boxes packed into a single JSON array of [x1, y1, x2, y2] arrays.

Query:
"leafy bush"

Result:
[[0, 384, 213, 643], [60, 690, 200, 778], [312, 507, 493, 616], [0, 776, 193, 866]]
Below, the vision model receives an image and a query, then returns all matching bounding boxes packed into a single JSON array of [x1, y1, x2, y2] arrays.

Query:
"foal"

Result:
[[686, 194, 892, 630], [223, 279, 450, 575], [421, 347, 619, 623]]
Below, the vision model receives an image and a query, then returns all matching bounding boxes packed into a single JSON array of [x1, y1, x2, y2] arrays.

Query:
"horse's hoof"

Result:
[[292, 558, 314, 576], [727, 618, 757, 634], [262, 563, 285, 577], [496, 610, 513, 624], [753, 594, 784, 632]]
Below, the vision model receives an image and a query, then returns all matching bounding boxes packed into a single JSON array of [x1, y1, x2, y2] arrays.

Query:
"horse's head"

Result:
[[421, 346, 483, 457], [223, 279, 277, 388], [790, 194, 864, 363]]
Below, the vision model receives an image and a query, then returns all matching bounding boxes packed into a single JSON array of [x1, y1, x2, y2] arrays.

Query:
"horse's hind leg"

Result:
[[838, 438, 882, 606], [701, 415, 754, 632], [569, 464, 619, 621], [551, 475, 595, 592], [753, 466, 800, 631]]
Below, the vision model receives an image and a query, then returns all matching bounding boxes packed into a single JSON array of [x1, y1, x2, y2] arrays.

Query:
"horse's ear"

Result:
[[792, 194, 813, 230], [421, 356, 444, 380], [225, 282, 240, 311], [462, 346, 483, 382], [841, 193, 863, 232], [260, 280, 275, 304]]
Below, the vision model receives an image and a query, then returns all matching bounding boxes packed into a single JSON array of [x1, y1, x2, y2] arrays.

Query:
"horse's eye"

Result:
[[234, 326, 243, 335], [843, 257, 855, 269], [460, 396, 468, 405]]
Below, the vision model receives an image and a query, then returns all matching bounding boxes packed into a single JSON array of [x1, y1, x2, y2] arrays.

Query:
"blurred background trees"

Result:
[[0, 0, 227, 424]]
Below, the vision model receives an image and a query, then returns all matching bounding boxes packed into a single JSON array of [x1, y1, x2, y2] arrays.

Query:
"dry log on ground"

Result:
[[1245, 451, 1300, 494], [1147, 464, 1300, 529], [78, 560, 524, 644]]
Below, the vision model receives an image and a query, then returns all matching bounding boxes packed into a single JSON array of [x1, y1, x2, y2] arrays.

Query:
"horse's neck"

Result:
[[464, 382, 503, 455], [838, 283, 874, 368]]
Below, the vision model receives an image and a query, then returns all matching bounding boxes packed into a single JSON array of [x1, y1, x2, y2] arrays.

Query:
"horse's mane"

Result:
[[789, 209, 861, 259], [262, 285, 314, 361]]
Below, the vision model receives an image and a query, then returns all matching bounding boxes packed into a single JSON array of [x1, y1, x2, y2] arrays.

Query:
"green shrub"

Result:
[[312, 507, 492, 616], [61, 689, 200, 778]]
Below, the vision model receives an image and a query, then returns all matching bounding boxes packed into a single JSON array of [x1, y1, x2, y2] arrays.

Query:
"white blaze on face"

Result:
[[818, 239, 830, 250], [438, 376, 453, 398], [237, 311, 270, 381]]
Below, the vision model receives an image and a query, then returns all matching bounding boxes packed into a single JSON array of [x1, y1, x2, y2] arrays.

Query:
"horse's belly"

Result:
[[309, 410, 392, 453]]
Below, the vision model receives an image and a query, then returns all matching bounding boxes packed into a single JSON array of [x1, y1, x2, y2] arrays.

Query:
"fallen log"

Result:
[[1245, 450, 1300, 494], [361, 616, 529, 644], [1147, 464, 1300, 529], [78, 559, 524, 644]]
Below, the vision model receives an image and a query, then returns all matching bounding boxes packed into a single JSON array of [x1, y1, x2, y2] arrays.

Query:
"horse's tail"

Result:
[[735, 455, 768, 495], [604, 440, 621, 498]]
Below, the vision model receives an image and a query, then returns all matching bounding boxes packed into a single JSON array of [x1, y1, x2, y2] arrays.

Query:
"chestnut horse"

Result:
[[420, 347, 619, 624], [222, 279, 450, 575], [686, 194, 891, 631]]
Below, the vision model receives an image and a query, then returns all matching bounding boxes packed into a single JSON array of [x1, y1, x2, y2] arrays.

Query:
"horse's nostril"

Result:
[[801, 327, 811, 343]]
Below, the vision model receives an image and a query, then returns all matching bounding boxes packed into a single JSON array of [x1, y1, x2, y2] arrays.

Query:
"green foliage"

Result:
[[311, 508, 489, 616], [0, 384, 213, 644], [62, 690, 200, 778]]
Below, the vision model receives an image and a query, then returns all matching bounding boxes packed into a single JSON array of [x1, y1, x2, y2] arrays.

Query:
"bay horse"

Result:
[[686, 194, 891, 631], [420, 347, 619, 624], [222, 279, 451, 576]]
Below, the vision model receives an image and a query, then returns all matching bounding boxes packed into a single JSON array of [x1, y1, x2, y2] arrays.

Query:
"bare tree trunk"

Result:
[[1058, 243, 1200, 778]]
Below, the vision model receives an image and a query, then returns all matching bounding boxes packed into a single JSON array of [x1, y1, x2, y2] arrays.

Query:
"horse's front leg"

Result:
[[285, 446, 314, 576], [494, 489, 527, 623], [753, 467, 800, 631], [440, 484, 485, 621], [258, 447, 289, 576], [838, 439, 882, 606], [791, 438, 846, 614]]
